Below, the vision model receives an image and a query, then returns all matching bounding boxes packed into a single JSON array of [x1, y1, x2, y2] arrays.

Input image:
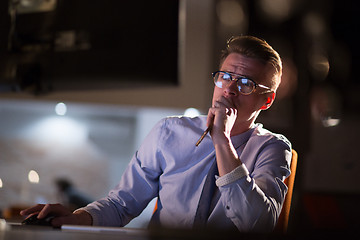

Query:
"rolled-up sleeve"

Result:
[[216, 140, 292, 232], [215, 164, 249, 187]]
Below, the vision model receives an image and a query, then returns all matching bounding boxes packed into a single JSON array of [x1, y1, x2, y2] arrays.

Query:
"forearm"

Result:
[[218, 177, 278, 232], [213, 133, 242, 177], [216, 143, 292, 232]]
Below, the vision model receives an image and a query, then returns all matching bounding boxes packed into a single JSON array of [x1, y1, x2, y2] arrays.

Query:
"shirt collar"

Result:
[[230, 126, 255, 149]]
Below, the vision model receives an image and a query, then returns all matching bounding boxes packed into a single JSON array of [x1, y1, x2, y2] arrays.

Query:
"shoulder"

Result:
[[242, 124, 292, 175], [158, 115, 207, 131], [251, 123, 292, 150], [146, 115, 207, 145]]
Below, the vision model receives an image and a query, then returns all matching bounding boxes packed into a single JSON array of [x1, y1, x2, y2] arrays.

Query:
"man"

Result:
[[21, 36, 292, 232]]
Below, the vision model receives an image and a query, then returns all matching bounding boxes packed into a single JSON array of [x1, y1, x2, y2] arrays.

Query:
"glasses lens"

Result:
[[213, 72, 256, 94], [238, 78, 255, 94], [214, 72, 231, 88]]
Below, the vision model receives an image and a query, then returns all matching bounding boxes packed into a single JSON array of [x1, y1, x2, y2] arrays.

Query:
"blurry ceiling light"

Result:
[[0, 178, 3, 188], [259, 0, 292, 21], [28, 170, 40, 184], [184, 108, 201, 117], [310, 85, 342, 127], [309, 53, 330, 81], [12, 0, 57, 14], [322, 117, 341, 127], [303, 12, 326, 37], [55, 102, 67, 116], [216, 0, 246, 27], [23, 116, 88, 145]]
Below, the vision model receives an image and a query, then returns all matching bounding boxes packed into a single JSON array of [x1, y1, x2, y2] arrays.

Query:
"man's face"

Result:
[[212, 53, 277, 132]]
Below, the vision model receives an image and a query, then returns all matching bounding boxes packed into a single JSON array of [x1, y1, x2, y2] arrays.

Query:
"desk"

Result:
[[3, 220, 334, 240], [1, 225, 148, 240], [0, 224, 270, 240]]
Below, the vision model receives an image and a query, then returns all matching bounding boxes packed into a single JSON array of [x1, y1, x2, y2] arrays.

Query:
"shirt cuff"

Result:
[[216, 164, 249, 187]]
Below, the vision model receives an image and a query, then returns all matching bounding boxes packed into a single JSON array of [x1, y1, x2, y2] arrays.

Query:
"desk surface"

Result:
[[1, 220, 149, 240], [1, 225, 148, 240], [2, 219, 323, 240]]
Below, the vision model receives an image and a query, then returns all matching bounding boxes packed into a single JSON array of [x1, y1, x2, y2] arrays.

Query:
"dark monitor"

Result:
[[0, 0, 179, 93]]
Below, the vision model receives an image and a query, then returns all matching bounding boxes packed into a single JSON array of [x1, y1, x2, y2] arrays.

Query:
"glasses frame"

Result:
[[212, 71, 272, 95]]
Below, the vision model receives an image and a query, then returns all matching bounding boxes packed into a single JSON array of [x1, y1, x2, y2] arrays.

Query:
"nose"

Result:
[[223, 80, 238, 97]]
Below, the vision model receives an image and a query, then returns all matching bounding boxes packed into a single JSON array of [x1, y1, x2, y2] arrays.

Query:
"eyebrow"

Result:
[[221, 70, 272, 90], [221, 70, 253, 80]]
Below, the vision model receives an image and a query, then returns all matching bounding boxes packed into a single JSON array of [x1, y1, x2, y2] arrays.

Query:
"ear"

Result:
[[260, 92, 276, 110]]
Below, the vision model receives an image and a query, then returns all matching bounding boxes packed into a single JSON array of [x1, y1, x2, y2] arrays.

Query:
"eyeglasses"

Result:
[[212, 71, 272, 95]]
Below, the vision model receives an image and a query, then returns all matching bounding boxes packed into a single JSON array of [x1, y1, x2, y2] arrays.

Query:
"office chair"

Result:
[[274, 149, 298, 233]]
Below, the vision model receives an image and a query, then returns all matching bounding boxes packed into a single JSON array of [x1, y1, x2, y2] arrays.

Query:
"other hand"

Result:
[[20, 203, 92, 227]]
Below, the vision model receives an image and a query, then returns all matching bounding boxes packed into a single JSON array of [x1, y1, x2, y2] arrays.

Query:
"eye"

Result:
[[221, 73, 231, 80], [237, 78, 255, 94], [240, 78, 252, 87]]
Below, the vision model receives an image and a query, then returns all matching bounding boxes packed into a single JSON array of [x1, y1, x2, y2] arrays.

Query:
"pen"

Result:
[[195, 126, 211, 147]]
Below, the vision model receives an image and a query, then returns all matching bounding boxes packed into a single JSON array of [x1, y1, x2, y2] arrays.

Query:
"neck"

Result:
[[230, 112, 259, 136]]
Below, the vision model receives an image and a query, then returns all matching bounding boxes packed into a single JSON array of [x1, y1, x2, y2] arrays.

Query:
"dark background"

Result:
[[240, 0, 360, 233], [1, 0, 360, 234], [0, 0, 179, 93]]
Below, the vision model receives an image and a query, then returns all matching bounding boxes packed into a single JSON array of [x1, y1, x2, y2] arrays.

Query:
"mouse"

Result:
[[21, 213, 55, 226]]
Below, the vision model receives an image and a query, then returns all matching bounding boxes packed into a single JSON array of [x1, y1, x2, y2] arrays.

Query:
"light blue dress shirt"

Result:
[[82, 116, 292, 232]]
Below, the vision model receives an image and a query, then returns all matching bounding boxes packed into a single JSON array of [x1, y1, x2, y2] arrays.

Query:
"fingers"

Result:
[[212, 96, 236, 118], [207, 96, 237, 137], [20, 203, 82, 228], [21, 203, 72, 219], [206, 108, 215, 128], [37, 203, 55, 218], [20, 204, 45, 217], [39, 203, 72, 218], [210, 96, 236, 120], [21, 203, 75, 227]]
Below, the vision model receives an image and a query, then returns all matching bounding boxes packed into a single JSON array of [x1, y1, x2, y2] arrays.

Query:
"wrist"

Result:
[[211, 131, 230, 146], [73, 209, 93, 225]]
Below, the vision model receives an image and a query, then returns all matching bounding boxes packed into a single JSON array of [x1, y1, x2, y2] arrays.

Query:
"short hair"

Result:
[[220, 36, 282, 90]]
